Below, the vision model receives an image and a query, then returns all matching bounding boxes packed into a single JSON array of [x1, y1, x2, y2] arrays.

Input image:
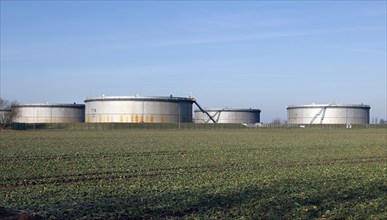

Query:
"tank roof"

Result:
[[12, 103, 85, 108], [84, 96, 195, 102], [194, 108, 261, 112], [287, 104, 370, 109]]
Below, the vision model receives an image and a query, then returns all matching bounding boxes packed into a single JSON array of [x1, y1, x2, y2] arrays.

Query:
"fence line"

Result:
[[10, 122, 387, 131]]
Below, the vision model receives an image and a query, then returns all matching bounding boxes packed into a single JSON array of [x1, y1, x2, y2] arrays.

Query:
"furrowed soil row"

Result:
[[1, 156, 385, 189], [0, 146, 308, 162], [277, 156, 387, 168], [0, 151, 190, 161], [0, 164, 222, 189]]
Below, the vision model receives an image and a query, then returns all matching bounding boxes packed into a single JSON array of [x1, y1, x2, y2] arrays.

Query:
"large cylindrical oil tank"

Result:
[[194, 108, 261, 124], [287, 104, 370, 124], [12, 104, 85, 123], [84, 96, 194, 123]]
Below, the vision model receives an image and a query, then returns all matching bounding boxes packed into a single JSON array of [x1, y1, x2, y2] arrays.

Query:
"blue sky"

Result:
[[1, 1, 386, 122]]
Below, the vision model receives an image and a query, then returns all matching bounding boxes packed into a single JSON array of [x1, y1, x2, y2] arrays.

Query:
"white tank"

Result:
[[12, 104, 85, 123], [287, 104, 370, 124], [84, 96, 194, 123], [194, 108, 261, 124]]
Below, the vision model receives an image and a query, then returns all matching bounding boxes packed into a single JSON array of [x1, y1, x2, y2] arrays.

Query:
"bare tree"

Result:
[[0, 98, 19, 129], [379, 119, 386, 124], [271, 118, 282, 126]]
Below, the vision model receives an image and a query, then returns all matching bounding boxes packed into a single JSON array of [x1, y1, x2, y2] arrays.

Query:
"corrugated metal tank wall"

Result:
[[12, 104, 85, 123], [194, 109, 261, 124], [287, 104, 370, 124], [84, 96, 194, 123]]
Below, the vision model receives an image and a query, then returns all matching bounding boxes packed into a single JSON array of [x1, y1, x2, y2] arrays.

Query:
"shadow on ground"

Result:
[[26, 177, 385, 219]]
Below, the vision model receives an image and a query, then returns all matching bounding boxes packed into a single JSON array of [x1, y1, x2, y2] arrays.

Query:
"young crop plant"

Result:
[[0, 129, 386, 219]]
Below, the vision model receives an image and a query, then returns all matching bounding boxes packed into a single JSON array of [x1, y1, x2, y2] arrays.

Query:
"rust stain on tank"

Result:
[[120, 115, 123, 123], [135, 115, 139, 123], [150, 115, 154, 123]]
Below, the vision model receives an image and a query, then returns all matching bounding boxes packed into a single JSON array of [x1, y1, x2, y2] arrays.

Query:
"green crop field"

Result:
[[1, 129, 386, 219]]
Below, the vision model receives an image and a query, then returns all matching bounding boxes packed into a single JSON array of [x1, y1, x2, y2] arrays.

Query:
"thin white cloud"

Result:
[[184, 12, 300, 30], [325, 45, 386, 56], [1, 26, 384, 62], [141, 26, 385, 48]]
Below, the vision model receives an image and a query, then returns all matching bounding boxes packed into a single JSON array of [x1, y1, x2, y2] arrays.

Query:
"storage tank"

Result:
[[84, 96, 194, 123], [194, 108, 261, 124], [12, 103, 85, 123], [287, 104, 370, 124]]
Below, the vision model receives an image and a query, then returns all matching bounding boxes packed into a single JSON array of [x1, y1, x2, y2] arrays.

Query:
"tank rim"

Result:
[[194, 108, 261, 112], [287, 104, 370, 109], [84, 96, 195, 103], [12, 104, 85, 108]]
